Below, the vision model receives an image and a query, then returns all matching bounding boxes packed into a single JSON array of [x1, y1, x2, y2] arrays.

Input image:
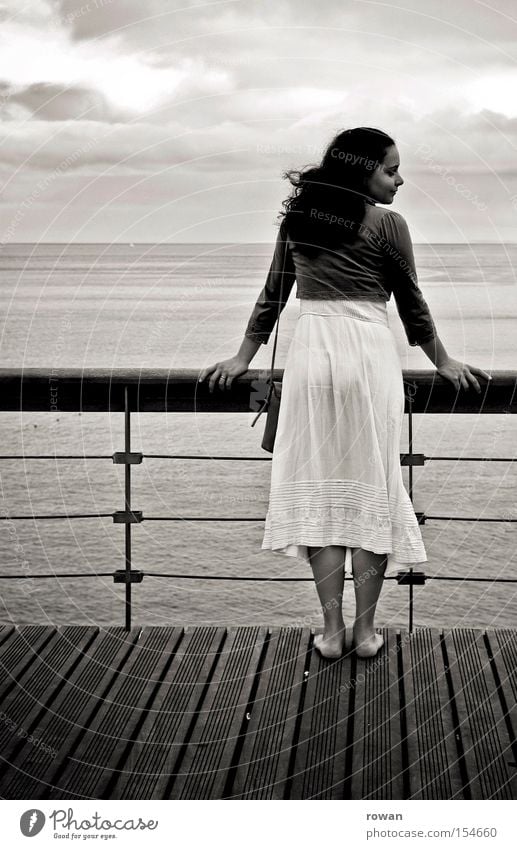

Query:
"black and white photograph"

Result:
[[0, 0, 516, 835]]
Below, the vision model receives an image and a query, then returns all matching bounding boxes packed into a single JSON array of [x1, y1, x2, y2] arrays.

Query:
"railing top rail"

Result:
[[0, 367, 514, 382], [0, 368, 513, 413]]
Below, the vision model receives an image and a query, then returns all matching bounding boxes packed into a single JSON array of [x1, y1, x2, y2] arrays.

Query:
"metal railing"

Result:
[[1, 367, 516, 631]]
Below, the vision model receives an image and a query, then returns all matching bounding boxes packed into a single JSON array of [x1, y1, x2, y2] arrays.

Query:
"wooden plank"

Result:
[[1, 627, 139, 799], [484, 630, 517, 785], [0, 625, 15, 650], [347, 627, 405, 799], [171, 626, 267, 799], [486, 629, 517, 718], [111, 627, 226, 799], [0, 626, 98, 781], [443, 628, 515, 799], [401, 628, 464, 799], [289, 630, 353, 799], [45, 626, 182, 799], [0, 626, 56, 701], [229, 627, 310, 799]]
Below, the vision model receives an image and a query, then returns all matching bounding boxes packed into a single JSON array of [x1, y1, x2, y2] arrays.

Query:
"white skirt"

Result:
[[261, 297, 428, 578]]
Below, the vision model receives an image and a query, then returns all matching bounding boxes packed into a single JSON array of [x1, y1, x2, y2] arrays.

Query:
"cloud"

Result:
[[461, 70, 517, 118], [2, 82, 116, 121], [0, 0, 57, 25], [59, 0, 216, 42], [0, 15, 234, 120], [0, 118, 253, 173]]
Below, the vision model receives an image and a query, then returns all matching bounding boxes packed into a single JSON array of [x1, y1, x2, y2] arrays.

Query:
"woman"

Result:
[[198, 127, 491, 660]]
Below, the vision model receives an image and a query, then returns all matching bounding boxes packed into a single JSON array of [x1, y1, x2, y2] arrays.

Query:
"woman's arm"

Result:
[[235, 335, 261, 366], [379, 212, 491, 393], [378, 211, 437, 347], [198, 218, 296, 393], [418, 334, 449, 368], [243, 217, 297, 345]]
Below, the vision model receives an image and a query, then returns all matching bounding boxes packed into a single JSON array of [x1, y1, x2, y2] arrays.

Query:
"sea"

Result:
[[1, 241, 517, 631]]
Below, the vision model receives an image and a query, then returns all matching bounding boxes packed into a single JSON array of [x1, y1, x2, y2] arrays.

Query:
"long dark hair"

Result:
[[280, 127, 395, 258]]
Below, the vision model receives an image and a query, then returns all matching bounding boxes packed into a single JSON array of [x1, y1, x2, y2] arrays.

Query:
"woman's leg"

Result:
[[351, 547, 387, 657], [308, 544, 346, 657]]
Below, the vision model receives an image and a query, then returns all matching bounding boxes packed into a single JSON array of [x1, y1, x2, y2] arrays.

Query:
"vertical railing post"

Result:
[[407, 390, 415, 631], [408, 567, 414, 633], [407, 393, 414, 503], [124, 384, 132, 631]]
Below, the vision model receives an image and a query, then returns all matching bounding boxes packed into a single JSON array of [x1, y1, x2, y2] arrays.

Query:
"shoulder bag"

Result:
[[249, 272, 284, 454]]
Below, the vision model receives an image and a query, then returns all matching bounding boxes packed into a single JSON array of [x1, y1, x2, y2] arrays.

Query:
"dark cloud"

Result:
[[58, 0, 230, 43], [4, 82, 123, 122], [58, 0, 146, 41]]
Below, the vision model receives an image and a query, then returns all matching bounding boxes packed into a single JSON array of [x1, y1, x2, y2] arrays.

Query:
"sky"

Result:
[[0, 0, 516, 243]]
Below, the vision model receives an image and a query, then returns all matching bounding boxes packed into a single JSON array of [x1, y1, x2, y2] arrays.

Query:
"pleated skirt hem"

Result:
[[262, 518, 427, 578]]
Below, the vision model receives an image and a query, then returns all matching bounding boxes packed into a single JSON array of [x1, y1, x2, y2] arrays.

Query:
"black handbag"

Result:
[[250, 274, 284, 453]]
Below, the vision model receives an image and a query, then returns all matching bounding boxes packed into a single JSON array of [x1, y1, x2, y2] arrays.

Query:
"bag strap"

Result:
[[250, 226, 286, 427]]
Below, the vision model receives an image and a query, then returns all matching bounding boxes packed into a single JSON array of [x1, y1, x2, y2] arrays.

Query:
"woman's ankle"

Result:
[[353, 619, 376, 639], [321, 600, 344, 632], [322, 617, 345, 638]]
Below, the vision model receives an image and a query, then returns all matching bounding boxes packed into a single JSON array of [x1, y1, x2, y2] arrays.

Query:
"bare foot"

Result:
[[314, 632, 345, 659], [353, 630, 384, 659]]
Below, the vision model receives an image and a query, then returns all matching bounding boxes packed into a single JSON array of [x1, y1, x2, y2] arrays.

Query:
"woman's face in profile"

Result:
[[365, 144, 404, 204]]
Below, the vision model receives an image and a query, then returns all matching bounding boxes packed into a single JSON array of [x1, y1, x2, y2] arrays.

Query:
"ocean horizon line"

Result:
[[3, 240, 517, 247]]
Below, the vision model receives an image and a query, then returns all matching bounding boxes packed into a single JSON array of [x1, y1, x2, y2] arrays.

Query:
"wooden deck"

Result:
[[0, 625, 515, 800]]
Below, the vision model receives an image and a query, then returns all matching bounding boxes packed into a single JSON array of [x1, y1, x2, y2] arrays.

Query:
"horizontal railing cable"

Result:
[[2, 513, 517, 522], [0, 572, 515, 583], [129, 573, 517, 583], [0, 454, 270, 461], [0, 513, 115, 520], [425, 456, 517, 462], [0, 454, 110, 460], [0, 453, 516, 462], [0, 573, 115, 579]]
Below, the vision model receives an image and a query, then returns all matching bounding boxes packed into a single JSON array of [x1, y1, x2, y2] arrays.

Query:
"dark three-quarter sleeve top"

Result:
[[244, 204, 437, 347]]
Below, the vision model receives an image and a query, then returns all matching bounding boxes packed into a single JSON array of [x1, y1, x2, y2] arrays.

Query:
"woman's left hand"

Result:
[[436, 357, 492, 393]]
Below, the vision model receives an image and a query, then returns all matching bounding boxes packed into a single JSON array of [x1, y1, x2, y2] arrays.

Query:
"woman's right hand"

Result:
[[436, 357, 491, 393], [198, 356, 250, 393]]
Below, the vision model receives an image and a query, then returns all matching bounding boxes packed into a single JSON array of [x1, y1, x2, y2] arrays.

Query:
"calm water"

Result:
[[1, 241, 517, 630]]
